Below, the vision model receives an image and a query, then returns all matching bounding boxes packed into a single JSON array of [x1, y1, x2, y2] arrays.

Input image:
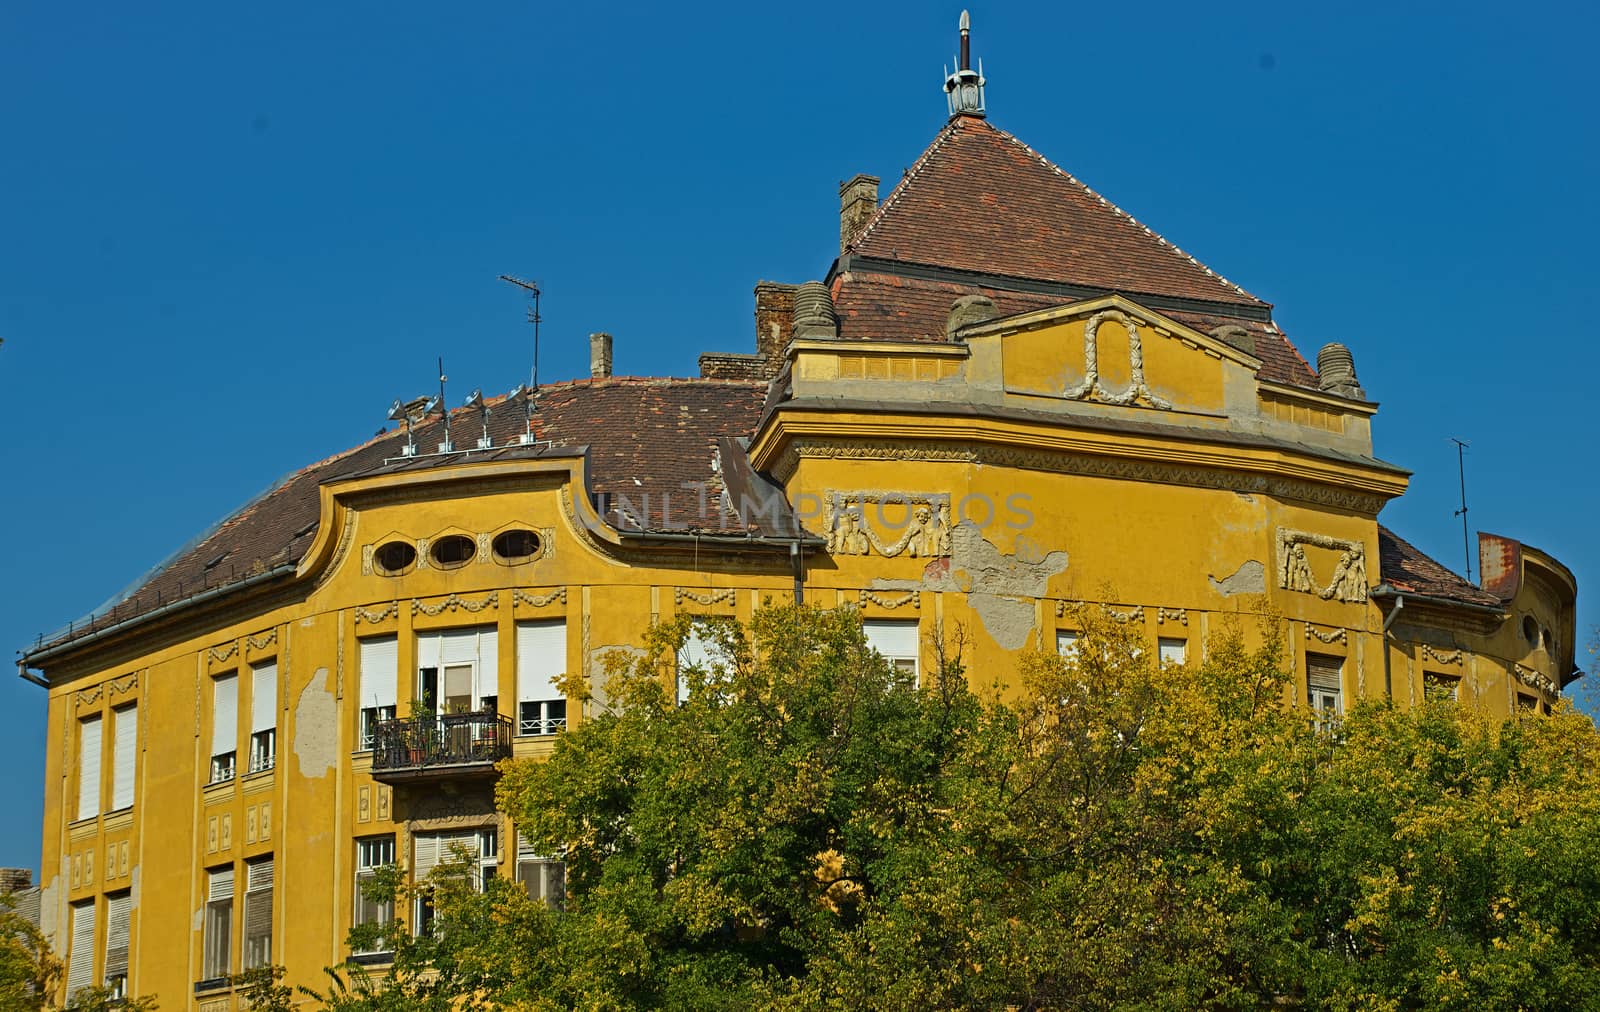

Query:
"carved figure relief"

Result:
[[1275, 529, 1368, 604], [1062, 310, 1173, 410], [824, 493, 953, 558]]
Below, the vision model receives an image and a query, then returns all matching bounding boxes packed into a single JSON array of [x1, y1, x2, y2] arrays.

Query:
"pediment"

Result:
[[963, 295, 1261, 416]]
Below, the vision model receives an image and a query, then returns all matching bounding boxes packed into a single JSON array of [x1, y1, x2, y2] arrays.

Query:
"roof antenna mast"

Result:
[[1451, 437, 1472, 583], [498, 274, 543, 441], [437, 357, 453, 453]]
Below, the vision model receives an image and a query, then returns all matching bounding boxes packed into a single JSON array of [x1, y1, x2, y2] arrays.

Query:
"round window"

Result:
[[373, 541, 416, 576], [492, 529, 542, 564], [430, 534, 477, 570], [1522, 615, 1540, 647]]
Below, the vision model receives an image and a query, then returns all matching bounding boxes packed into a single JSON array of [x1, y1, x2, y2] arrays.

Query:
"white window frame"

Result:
[[516, 621, 568, 736], [203, 866, 234, 982], [242, 856, 273, 970], [1307, 653, 1344, 733], [249, 661, 277, 774], [675, 619, 721, 704], [103, 889, 131, 997], [357, 636, 399, 750], [110, 704, 137, 812], [416, 628, 499, 716], [864, 620, 921, 688], [1157, 637, 1187, 667], [210, 672, 238, 784], [412, 828, 498, 936], [76, 715, 102, 822], [516, 832, 566, 910], [1055, 629, 1080, 663], [354, 835, 396, 953]]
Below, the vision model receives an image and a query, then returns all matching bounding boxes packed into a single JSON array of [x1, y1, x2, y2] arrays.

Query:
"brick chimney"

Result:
[[839, 174, 879, 253], [589, 333, 613, 379], [754, 282, 797, 367]]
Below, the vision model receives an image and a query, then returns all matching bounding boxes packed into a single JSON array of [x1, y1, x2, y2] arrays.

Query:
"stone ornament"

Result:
[[675, 588, 736, 607], [412, 592, 499, 617], [1304, 624, 1348, 645], [1062, 310, 1173, 410], [858, 590, 921, 610], [1515, 664, 1558, 696], [1316, 343, 1365, 400], [1156, 607, 1188, 626], [824, 492, 953, 559], [354, 603, 400, 625], [1276, 529, 1368, 604], [1421, 644, 1464, 666], [514, 588, 567, 608]]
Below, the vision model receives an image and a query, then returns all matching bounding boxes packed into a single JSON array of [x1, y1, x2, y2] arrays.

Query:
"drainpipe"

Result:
[[790, 540, 805, 605], [15, 662, 47, 689], [1380, 594, 1405, 701]]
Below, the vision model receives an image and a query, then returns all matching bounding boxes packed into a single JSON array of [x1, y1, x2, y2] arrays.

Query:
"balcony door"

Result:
[[416, 627, 499, 716]]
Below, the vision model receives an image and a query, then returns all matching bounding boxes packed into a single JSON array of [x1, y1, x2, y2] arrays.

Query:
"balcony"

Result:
[[369, 711, 513, 785]]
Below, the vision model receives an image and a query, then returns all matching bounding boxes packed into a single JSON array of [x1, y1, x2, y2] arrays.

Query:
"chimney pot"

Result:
[[590, 332, 614, 379]]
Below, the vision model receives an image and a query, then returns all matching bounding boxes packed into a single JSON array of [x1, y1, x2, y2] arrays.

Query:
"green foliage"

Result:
[[0, 891, 58, 1011]]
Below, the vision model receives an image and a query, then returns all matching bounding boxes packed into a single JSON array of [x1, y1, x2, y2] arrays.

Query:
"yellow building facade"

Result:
[[18, 20, 1578, 1009]]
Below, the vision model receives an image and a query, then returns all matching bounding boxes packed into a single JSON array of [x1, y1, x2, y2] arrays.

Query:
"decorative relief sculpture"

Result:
[[1515, 664, 1558, 696], [1421, 644, 1463, 666], [675, 587, 737, 607], [246, 629, 277, 652], [1275, 529, 1368, 604], [823, 492, 953, 558], [1304, 624, 1348, 645], [412, 592, 499, 617], [107, 672, 139, 696], [208, 642, 239, 663], [858, 590, 921, 610], [354, 603, 399, 624], [1062, 311, 1173, 410], [1156, 607, 1187, 626], [514, 588, 568, 608]]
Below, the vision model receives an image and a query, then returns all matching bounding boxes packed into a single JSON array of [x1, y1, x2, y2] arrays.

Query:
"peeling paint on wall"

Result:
[[872, 521, 1069, 649], [1209, 559, 1265, 597], [39, 865, 60, 944], [294, 667, 337, 779]]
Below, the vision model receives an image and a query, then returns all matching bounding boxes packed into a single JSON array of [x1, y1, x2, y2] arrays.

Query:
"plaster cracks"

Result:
[[1209, 559, 1266, 597], [293, 668, 337, 779], [870, 521, 1069, 650]]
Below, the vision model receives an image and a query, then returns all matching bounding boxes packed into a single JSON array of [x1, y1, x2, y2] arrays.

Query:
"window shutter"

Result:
[[76, 716, 102, 822], [1307, 655, 1343, 692], [209, 865, 235, 901], [66, 899, 95, 996], [251, 662, 277, 735], [111, 706, 137, 812], [477, 627, 499, 703], [516, 621, 566, 704], [243, 858, 273, 967], [358, 636, 399, 711], [104, 891, 131, 979], [413, 831, 475, 882], [864, 621, 919, 667], [1157, 638, 1186, 667], [211, 673, 238, 759]]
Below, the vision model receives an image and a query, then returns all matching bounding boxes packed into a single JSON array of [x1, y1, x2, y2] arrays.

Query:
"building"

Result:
[[16, 14, 1578, 1009]]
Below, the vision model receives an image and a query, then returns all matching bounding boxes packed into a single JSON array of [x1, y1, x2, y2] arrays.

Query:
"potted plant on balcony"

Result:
[[473, 703, 501, 758], [406, 696, 432, 766]]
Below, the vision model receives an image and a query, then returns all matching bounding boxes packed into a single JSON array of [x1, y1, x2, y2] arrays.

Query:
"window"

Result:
[[1157, 638, 1187, 667], [357, 636, 399, 750], [864, 620, 920, 688], [1517, 693, 1538, 712], [103, 890, 131, 998], [202, 866, 233, 981], [429, 534, 476, 570], [210, 672, 238, 784], [66, 898, 95, 1000], [76, 715, 102, 822], [516, 833, 565, 910], [492, 529, 542, 564], [1522, 615, 1541, 647], [249, 661, 277, 774], [1055, 629, 1080, 662], [110, 705, 137, 812], [1307, 654, 1343, 733], [675, 621, 715, 704], [416, 627, 498, 715], [373, 541, 416, 576], [517, 621, 567, 736], [242, 856, 273, 970], [354, 836, 396, 952], [412, 829, 498, 935], [1423, 671, 1460, 702]]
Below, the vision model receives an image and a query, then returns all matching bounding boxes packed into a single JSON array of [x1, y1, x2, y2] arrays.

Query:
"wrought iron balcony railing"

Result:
[[369, 711, 513, 781]]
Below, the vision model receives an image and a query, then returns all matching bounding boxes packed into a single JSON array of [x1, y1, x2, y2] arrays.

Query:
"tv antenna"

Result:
[[437, 358, 453, 453], [1451, 437, 1472, 583], [498, 275, 542, 393]]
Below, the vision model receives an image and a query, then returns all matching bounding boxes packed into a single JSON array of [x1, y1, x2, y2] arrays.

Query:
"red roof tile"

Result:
[[1377, 525, 1503, 608], [851, 116, 1266, 308]]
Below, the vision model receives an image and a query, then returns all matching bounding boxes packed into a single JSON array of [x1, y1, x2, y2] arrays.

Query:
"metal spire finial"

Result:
[[943, 11, 986, 118]]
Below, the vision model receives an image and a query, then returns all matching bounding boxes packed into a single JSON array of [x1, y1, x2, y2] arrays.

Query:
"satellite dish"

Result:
[[465, 389, 484, 410], [387, 399, 406, 422]]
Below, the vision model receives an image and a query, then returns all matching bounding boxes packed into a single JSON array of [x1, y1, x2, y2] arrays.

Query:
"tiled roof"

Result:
[[850, 116, 1267, 309], [30, 378, 772, 656], [1377, 525, 1503, 608], [831, 270, 1317, 387]]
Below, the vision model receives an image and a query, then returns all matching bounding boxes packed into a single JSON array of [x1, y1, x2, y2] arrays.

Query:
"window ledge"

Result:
[[348, 951, 395, 966], [193, 978, 231, 995]]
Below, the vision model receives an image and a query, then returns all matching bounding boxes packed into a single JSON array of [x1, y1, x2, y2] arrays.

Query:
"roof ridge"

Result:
[[982, 120, 1264, 307], [848, 119, 962, 254]]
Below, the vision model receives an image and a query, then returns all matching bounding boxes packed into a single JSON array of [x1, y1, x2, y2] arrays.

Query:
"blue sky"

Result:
[[1, 1, 1595, 869]]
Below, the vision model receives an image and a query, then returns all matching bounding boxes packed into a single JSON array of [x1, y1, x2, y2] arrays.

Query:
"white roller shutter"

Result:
[[516, 621, 566, 704], [209, 865, 234, 900], [864, 620, 919, 660], [251, 661, 277, 735], [412, 830, 475, 882], [211, 673, 238, 759], [66, 899, 95, 997], [418, 627, 498, 705], [76, 716, 102, 821], [358, 636, 399, 711], [104, 891, 131, 980], [110, 706, 137, 812]]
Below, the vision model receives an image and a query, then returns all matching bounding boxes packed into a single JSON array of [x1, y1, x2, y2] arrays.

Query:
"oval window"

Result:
[[492, 529, 541, 564], [430, 534, 477, 570], [373, 541, 417, 576], [1522, 615, 1540, 647]]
